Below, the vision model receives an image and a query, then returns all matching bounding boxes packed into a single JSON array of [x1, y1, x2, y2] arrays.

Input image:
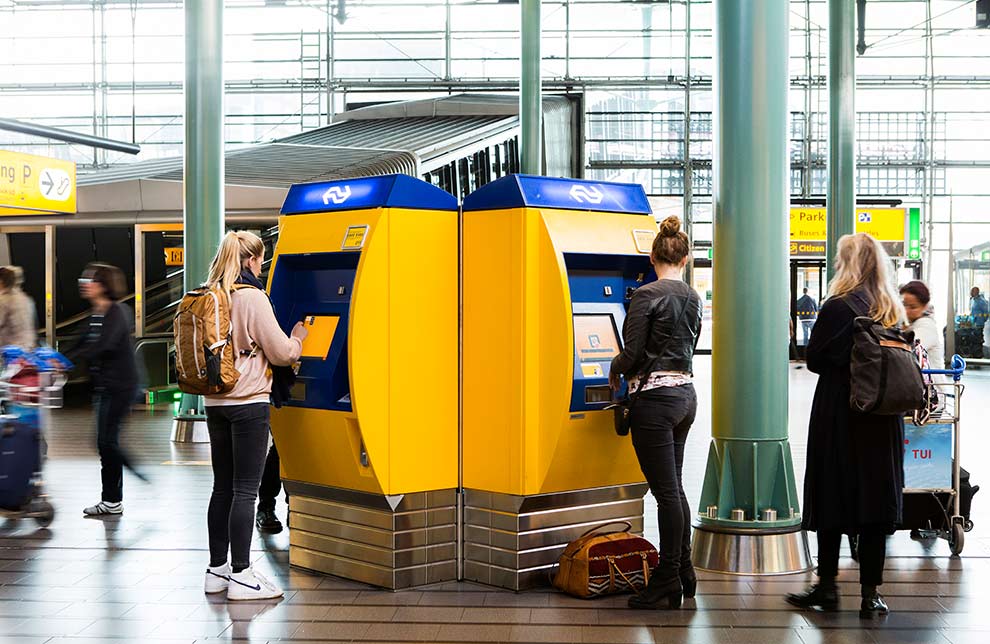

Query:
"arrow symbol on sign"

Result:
[[41, 172, 54, 196], [323, 185, 352, 205]]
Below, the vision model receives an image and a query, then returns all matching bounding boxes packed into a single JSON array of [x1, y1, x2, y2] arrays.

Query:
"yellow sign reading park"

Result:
[[0, 150, 77, 216]]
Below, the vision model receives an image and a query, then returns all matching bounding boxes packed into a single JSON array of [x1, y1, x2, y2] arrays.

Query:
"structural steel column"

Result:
[[520, 0, 542, 175], [827, 0, 856, 280], [174, 0, 225, 441], [694, 0, 809, 575]]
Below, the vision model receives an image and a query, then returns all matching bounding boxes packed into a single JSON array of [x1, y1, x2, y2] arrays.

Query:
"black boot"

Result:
[[785, 579, 839, 611], [680, 561, 698, 599], [255, 507, 283, 534], [628, 572, 682, 610], [860, 585, 889, 618]]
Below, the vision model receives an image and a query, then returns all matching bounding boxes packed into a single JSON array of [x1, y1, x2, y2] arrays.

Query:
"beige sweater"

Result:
[[204, 288, 302, 407], [0, 288, 37, 349]]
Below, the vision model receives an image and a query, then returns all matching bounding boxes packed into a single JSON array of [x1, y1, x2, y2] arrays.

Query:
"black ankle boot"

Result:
[[785, 580, 839, 611], [628, 573, 682, 610], [680, 562, 698, 599], [860, 586, 889, 618]]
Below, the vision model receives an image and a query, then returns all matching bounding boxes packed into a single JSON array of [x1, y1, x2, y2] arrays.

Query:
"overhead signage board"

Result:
[[0, 150, 77, 216], [789, 207, 907, 258]]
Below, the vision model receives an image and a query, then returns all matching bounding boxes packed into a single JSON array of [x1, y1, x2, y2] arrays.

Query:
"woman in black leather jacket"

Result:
[[610, 216, 703, 610]]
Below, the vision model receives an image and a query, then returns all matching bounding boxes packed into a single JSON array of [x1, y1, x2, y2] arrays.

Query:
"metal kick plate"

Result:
[[464, 541, 568, 570], [291, 495, 456, 532], [291, 529, 456, 568], [464, 498, 644, 532], [292, 545, 457, 590], [463, 483, 649, 514], [462, 560, 551, 592], [291, 512, 456, 550], [464, 515, 645, 551]]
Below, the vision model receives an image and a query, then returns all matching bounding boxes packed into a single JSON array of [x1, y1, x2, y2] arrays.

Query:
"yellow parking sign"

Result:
[[0, 150, 77, 215]]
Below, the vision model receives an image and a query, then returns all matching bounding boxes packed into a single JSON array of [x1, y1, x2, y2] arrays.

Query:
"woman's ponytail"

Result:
[[206, 231, 264, 292]]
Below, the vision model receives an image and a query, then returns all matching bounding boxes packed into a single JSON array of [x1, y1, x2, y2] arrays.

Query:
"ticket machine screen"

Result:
[[573, 315, 621, 379]]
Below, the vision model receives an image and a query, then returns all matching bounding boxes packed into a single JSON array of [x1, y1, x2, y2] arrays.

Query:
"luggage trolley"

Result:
[[0, 346, 72, 527], [901, 354, 969, 555]]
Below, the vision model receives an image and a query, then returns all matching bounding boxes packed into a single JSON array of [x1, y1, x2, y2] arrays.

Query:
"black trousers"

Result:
[[816, 530, 886, 587], [95, 389, 136, 504], [206, 403, 270, 571], [630, 384, 698, 579], [257, 440, 284, 512]]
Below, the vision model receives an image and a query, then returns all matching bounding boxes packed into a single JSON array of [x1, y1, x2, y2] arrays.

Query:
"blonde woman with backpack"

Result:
[[786, 233, 905, 619], [200, 231, 307, 601]]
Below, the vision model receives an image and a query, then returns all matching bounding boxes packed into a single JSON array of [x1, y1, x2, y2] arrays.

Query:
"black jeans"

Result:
[[630, 384, 697, 579], [816, 530, 886, 587], [257, 440, 284, 512], [95, 389, 136, 504], [206, 403, 270, 571]]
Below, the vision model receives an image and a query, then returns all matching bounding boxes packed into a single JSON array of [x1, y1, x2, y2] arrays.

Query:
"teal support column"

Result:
[[693, 0, 811, 575], [173, 0, 225, 443], [827, 0, 856, 280], [520, 0, 542, 175]]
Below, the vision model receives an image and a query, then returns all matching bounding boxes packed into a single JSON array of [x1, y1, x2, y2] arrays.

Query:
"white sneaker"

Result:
[[83, 501, 122, 516], [204, 563, 231, 594], [226, 567, 283, 601]]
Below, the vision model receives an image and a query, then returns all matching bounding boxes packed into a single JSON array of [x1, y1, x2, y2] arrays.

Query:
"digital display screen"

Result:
[[573, 314, 621, 363], [299, 315, 339, 359]]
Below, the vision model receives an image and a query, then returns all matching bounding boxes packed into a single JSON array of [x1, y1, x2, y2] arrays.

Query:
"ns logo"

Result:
[[322, 185, 352, 205], [569, 184, 605, 205]]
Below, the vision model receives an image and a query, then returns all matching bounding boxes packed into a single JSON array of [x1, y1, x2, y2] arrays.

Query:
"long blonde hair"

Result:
[[828, 233, 905, 328], [206, 231, 264, 293]]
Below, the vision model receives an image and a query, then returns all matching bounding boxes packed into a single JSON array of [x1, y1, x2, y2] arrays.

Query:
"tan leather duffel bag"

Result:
[[552, 521, 659, 599]]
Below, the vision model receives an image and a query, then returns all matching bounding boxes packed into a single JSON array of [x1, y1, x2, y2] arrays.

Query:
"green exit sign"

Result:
[[708, 248, 714, 260], [982, 250, 990, 262]]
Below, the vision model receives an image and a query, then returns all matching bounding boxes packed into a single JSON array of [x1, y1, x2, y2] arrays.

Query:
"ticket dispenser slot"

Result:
[[268, 252, 358, 412]]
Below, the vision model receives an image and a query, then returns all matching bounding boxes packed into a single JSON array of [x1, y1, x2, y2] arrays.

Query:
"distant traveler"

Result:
[[610, 216, 703, 610], [67, 263, 143, 517], [0, 265, 36, 349], [795, 287, 819, 345], [970, 287, 989, 328], [256, 441, 285, 534], [900, 280, 945, 374], [201, 231, 307, 602], [786, 233, 905, 619]]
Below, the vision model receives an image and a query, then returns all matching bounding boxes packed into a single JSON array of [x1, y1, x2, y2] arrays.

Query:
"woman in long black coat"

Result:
[[786, 233, 905, 618]]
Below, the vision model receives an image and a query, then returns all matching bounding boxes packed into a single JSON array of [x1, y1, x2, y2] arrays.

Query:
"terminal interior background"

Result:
[[2, 1, 990, 643]]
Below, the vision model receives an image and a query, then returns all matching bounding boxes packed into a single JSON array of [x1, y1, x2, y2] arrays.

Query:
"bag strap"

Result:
[[577, 520, 633, 540], [626, 295, 693, 406], [607, 556, 646, 596]]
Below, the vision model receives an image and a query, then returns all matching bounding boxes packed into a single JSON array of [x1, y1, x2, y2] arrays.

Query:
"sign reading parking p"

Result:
[[0, 150, 77, 216]]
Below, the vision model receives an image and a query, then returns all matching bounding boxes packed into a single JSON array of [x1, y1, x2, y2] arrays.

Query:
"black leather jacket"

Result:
[[611, 278, 703, 377]]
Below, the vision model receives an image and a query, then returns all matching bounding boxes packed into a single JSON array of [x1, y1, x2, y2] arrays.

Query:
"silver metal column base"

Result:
[[691, 523, 813, 576], [283, 481, 458, 590], [170, 417, 209, 443], [463, 483, 649, 591]]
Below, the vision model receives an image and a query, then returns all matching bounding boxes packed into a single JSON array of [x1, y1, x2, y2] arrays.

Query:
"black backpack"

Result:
[[848, 295, 926, 416]]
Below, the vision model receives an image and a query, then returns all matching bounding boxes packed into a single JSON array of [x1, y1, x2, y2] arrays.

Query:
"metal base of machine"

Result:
[[463, 483, 649, 591], [283, 481, 458, 590], [691, 522, 813, 576], [170, 416, 209, 443]]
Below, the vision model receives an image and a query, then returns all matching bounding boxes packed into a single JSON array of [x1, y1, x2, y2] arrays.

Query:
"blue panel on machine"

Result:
[[281, 174, 459, 215], [461, 174, 652, 215]]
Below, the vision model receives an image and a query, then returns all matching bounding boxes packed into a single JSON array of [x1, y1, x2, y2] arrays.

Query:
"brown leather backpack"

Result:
[[174, 284, 254, 396], [552, 521, 659, 599]]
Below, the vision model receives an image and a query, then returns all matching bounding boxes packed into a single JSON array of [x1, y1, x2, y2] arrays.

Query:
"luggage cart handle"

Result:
[[921, 354, 966, 382]]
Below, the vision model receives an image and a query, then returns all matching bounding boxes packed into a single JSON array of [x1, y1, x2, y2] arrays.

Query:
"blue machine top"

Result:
[[460, 175, 652, 215], [280, 174, 458, 215]]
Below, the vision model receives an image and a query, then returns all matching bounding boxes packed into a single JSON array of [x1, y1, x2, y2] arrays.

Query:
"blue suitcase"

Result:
[[0, 410, 42, 511]]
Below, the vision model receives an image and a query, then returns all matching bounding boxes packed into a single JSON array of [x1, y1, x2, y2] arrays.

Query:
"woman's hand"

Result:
[[609, 371, 621, 392], [291, 321, 309, 342]]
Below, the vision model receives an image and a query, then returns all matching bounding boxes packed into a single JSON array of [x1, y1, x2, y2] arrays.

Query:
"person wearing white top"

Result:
[[899, 281, 945, 381]]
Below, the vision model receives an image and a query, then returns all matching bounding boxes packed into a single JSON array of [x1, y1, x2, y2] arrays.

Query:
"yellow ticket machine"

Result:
[[269, 175, 458, 589], [461, 175, 657, 589]]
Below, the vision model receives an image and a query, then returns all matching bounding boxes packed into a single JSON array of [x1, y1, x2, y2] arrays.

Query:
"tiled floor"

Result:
[[1, 357, 988, 643]]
